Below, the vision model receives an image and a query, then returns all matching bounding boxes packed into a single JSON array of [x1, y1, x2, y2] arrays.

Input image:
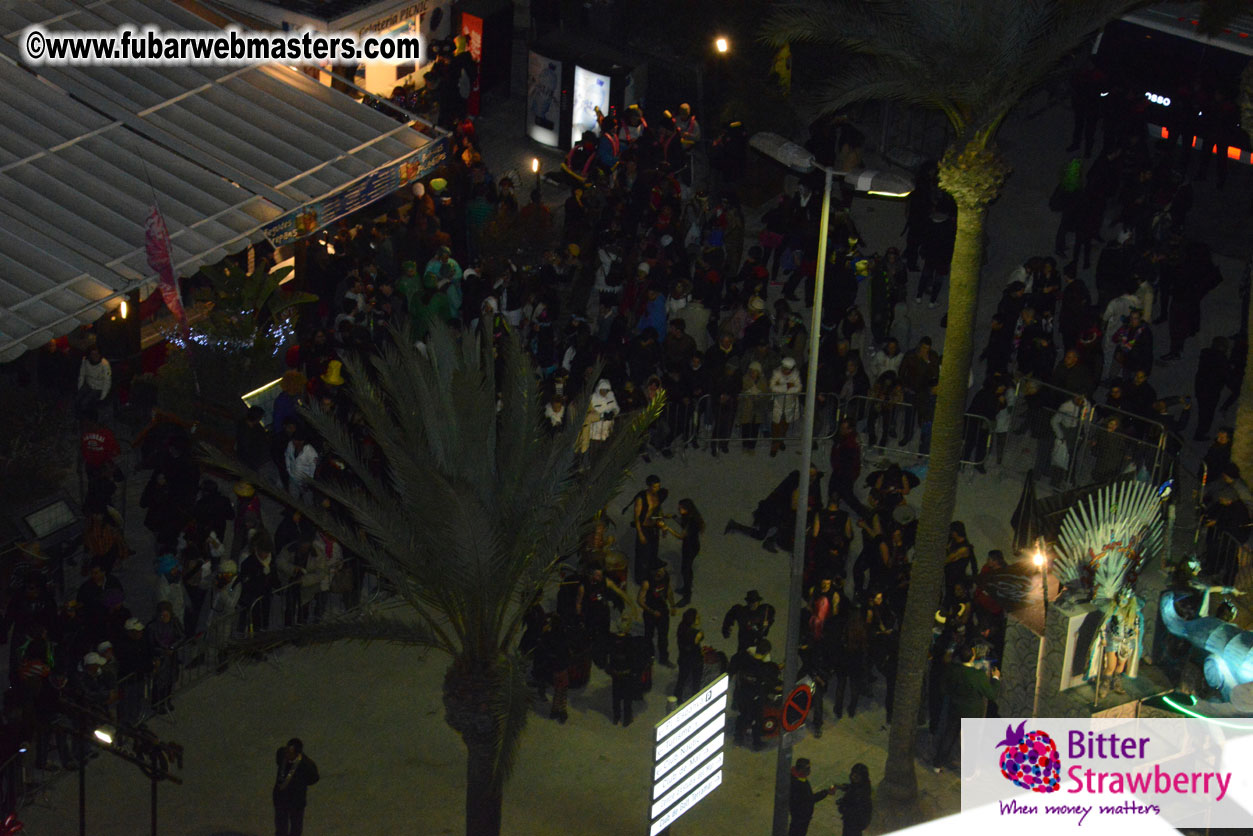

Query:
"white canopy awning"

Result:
[[0, 0, 438, 361]]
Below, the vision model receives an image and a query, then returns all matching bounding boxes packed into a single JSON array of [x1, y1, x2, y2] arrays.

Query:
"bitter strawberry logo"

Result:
[[996, 721, 1061, 793]]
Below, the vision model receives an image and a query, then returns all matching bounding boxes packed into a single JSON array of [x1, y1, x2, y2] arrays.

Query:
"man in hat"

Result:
[[730, 639, 778, 749], [116, 617, 153, 724], [273, 737, 319, 836], [73, 651, 116, 713], [744, 296, 771, 348], [562, 131, 599, 185], [721, 590, 776, 654], [789, 758, 836, 836]]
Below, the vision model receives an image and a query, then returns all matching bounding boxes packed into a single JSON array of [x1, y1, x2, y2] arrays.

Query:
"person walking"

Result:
[[788, 757, 835, 836], [273, 737, 319, 836]]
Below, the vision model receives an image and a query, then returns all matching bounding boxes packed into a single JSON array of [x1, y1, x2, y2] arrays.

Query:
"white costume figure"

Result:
[[578, 379, 619, 453], [769, 358, 801, 425]]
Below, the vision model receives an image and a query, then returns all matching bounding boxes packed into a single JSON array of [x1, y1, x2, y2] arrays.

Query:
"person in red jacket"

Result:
[[80, 413, 121, 506], [828, 419, 869, 518]]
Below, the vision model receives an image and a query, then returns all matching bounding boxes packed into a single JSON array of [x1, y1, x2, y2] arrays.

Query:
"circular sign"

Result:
[[780, 680, 814, 732]]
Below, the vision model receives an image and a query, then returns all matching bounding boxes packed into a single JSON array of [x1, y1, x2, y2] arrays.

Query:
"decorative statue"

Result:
[[1051, 480, 1164, 700], [1053, 480, 1164, 600]]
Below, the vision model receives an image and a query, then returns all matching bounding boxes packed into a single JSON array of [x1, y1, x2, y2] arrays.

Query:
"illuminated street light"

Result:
[[94, 725, 115, 746], [714, 36, 729, 54], [1033, 551, 1046, 568], [752, 130, 913, 836]]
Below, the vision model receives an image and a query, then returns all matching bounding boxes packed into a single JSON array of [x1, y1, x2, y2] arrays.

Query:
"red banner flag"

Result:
[[144, 206, 185, 321]]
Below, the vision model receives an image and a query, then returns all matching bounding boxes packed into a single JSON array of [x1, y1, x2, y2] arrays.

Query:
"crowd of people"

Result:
[[0, 50, 1249, 828]]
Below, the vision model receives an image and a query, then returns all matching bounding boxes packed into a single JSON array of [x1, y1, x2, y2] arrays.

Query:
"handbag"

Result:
[[1050, 438, 1070, 469], [758, 230, 784, 250]]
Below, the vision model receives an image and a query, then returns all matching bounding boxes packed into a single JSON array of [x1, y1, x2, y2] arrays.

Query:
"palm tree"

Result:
[[1232, 58, 1253, 479], [763, 0, 1143, 813], [204, 324, 659, 835]]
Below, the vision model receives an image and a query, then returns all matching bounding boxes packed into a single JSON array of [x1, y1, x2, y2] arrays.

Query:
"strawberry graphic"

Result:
[[996, 721, 1061, 793]]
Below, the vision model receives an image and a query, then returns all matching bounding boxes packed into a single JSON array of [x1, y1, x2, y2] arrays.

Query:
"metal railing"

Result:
[[242, 555, 380, 636], [0, 556, 390, 817], [693, 391, 840, 446], [1203, 529, 1253, 589], [1007, 378, 1170, 491]]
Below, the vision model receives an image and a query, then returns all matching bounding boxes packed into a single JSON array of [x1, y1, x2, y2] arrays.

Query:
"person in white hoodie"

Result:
[[1049, 394, 1086, 485], [577, 379, 619, 455], [769, 357, 802, 456], [76, 346, 111, 415], [284, 436, 320, 505]]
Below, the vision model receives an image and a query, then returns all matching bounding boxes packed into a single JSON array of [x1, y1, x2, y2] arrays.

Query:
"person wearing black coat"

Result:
[[836, 763, 874, 836], [273, 738, 319, 836], [963, 378, 1005, 470], [789, 758, 834, 836], [1193, 337, 1232, 441], [234, 406, 270, 470]]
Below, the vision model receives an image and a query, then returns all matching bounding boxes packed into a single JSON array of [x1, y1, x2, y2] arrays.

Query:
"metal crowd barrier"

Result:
[[842, 395, 993, 466], [694, 391, 840, 447], [1206, 529, 1253, 589], [1009, 378, 1170, 491]]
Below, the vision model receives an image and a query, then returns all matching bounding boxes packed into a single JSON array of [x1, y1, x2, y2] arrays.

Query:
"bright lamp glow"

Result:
[[531, 158, 539, 173], [118, 300, 128, 319], [867, 189, 912, 198], [1032, 552, 1046, 568], [94, 725, 115, 745], [715, 37, 729, 54]]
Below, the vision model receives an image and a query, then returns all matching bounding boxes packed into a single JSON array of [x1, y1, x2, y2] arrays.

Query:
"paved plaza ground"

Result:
[[17, 34, 1253, 836]]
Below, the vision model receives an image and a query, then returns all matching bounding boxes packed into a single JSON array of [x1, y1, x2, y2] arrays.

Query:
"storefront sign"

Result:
[[358, 2, 430, 37], [262, 135, 448, 247]]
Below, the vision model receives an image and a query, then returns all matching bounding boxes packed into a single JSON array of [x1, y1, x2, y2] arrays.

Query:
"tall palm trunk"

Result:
[[444, 659, 505, 836], [1234, 279, 1253, 479], [880, 141, 1006, 811], [1233, 60, 1253, 480]]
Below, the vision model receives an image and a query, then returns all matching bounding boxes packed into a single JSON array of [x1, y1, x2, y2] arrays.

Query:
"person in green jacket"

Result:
[[932, 644, 999, 772]]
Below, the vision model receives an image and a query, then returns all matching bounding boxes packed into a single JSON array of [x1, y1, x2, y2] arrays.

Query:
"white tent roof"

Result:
[[0, 0, 435, 360]]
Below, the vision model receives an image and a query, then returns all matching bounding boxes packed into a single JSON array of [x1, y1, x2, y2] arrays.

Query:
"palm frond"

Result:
[[487, 652, 533, 789], [227, 607, 450, 656], [763, 0, 1145, 140]]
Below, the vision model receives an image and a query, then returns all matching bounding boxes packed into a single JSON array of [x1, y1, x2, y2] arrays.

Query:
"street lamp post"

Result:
[[748, 132, 912, 836]]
